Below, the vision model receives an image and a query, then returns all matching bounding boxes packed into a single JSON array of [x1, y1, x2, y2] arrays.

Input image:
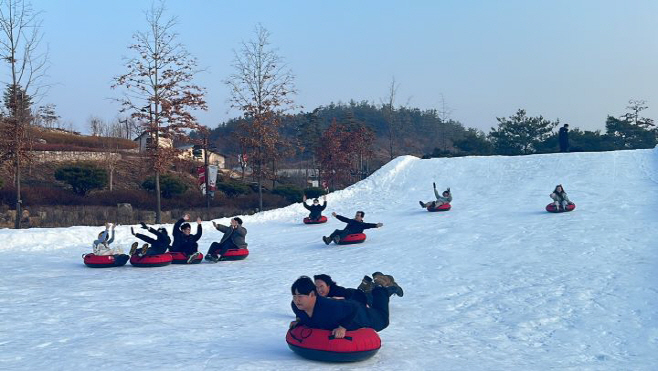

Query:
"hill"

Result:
[[0, 148, 656, 370]]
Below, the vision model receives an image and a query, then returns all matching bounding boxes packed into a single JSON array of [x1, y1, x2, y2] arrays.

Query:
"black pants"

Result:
[[135, 233, 168, 255], [308, 212, 322, 220], [560, 142, 569, 152], [207, 240, 237, 257], [367, 287, 390, 331], [328, 228, 351, 241], [171, 242, 198, 256]]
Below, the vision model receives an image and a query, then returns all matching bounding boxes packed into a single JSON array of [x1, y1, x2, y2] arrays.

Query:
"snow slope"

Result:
[[1, 149, 657, 370]]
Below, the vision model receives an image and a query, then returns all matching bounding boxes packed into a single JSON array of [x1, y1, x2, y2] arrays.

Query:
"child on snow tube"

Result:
[[550, 184, 573, 211], [92, 223, 123, 255], [419, 183, 451, 209], [303, 195, 327, 221]]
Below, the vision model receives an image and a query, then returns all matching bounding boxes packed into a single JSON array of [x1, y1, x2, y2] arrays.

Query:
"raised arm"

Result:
[[335, 214, 351, 224]]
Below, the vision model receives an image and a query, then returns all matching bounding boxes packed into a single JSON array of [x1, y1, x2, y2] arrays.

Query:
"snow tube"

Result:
[[427, 203, 451, 212], [338, 233, 366, 245], [129, 253, 173, 267], [303, 216, 328, 224], [83, 253, 129, 268], [286, 325, 381, 362], [169, 251, 203, 264], [546, 203, 576, 213], [219, 248, 249, 261]]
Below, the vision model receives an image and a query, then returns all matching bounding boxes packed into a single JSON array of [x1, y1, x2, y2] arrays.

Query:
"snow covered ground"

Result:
[[1, 149, 657, 370]]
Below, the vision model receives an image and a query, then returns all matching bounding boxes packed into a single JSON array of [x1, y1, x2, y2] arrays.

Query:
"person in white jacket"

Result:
[[419, 183, 452, 208], [92, 223, 124, 255], [550, 184, 572, 210]]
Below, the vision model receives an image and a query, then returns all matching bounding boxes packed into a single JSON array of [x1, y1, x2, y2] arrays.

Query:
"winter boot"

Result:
[[139, 244, 150, 257], [322, 236, 330, 245], [187, 252, 201, 264], [129, 242, 139, 256], [419, 201, 426, 208], [357, 275, 374, 293], [332, 235, 341, 244], [385, 274, 404, 297]]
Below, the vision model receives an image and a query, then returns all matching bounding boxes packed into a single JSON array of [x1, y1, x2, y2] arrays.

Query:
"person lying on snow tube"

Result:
[[129, 222, 171, 256], [419, 183, 452, 209], [290, 274, 403, 339], [550, 184, 573, 211], [322, 211, 383, 245], [205, 217, 247, 263], [170, 213, 203, 263], [303, 194, 327, 222], [92, 222, 123, 255], [314, 274, 368, 306]]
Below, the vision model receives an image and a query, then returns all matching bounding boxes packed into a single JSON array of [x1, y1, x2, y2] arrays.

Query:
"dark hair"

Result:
[[564, 124, 569, 127], [553, 184, 566, 195], [233, 217, 243, 225], [180, 223, 191, 230], [357, 211, 365, 218], [313, 198, 319, 203], [313, 274, 335, 287], [291, 276, 316, 295], [157, 227, 168, 235]]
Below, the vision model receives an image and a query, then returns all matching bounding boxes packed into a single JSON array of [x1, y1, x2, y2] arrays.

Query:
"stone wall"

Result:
[[33, 151, 122, 163]]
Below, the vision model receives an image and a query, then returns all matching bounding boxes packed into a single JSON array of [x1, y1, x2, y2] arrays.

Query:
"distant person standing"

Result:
[[559, 124, 569, 152]]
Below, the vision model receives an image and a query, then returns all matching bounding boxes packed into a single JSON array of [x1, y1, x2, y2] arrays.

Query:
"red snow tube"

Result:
[[130, 253, 173, 267], [546, 203, 576, 213], [338, 233, 366, 245], [304, 216, 328, 224], [169, 251, 203, 264], [83, 253, 129, 268], [220, 248, 249, 261], [427, 203, 451, 212], [286, 325, 381, 362]]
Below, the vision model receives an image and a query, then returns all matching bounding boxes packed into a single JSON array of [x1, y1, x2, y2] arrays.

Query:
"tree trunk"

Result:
[[155, 170, 161, 223], [14, 154, 21, 229]]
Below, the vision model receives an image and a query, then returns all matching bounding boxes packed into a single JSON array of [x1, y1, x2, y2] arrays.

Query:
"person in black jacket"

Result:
[[302, 195, 327, 221], [289, 276, 391, 338], [559, 124, 570, 152], [205, 217, 247, 262], [170, 214, 203, 263], [129, 222, 171, 256], [313, 274, 368, 306], [322, 211, 383, 245]]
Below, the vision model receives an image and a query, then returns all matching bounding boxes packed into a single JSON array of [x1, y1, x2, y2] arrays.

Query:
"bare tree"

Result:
[[225, 24, 296, 211], [0, 0, 48, 228], [113, 1, 206, 223], [34, 103, 58, 128], [436, 93, 453, 151], [381, 77, 400, 160], [88, 116, 103, 136]]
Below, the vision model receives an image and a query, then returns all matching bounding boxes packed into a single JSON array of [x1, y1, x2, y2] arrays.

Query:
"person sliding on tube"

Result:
[[550, 184, 572, 211], [302, 194, 327, 221], [419, 183, 452, 208], [205, 217, 247, 262], [92, 222, 123, 255], [290, 275, 401, 337], [129, 222, 171, 256], [322, 211, 383, 245], [170, 213, 203, 263]]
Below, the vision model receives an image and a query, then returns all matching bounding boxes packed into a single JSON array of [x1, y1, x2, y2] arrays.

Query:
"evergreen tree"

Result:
[[489, 109, 558, 155], [55, 164, 108, 196]]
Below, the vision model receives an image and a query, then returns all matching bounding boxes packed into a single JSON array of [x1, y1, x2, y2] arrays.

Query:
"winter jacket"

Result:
[[291, 296, 373, 331], [135, 226, 171, 254], [327, 285, 368, 306], [215, 224, 248, 248], [433, 188, 452, 204], [303, 201, 327, 220], [335, 215, 379, 234], [170, 218, 202, 253], [92, 229, 117, 255], [550, 191, 571, 204]]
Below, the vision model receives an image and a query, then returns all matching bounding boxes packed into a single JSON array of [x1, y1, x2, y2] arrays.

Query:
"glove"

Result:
[[433, 182, 436, 188], [140, 222, 148, 229]]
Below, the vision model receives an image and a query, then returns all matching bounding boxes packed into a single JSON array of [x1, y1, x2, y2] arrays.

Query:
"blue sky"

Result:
[[12, 0, 658, 133]]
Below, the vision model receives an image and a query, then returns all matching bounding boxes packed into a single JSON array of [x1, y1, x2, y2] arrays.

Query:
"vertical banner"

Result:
[[197, 166, 206, 194], [208, 165, 218, 191]]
